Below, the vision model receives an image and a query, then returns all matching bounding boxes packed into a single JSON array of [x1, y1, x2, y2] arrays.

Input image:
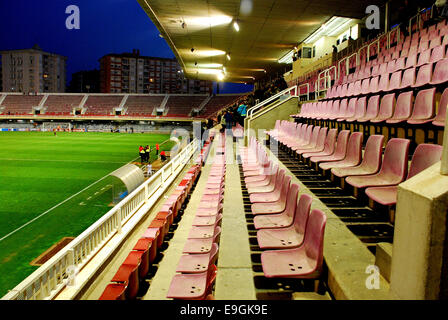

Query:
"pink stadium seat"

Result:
[[367, 76, 380, 94], [430, 45, 445, 63], [387, 71, 402, 91], [251, 176, 292, 214], [407, 88, 436, 124], [412, 63, 433, 88], [253, 183, 300, 229], [302, 129, 337, 159], [377, 74, 390, 92], [386, 91, 413, 124], [345, 97, 367, 122], [320, 132, 363, 171], [365, 144, 443, 206], [429, 58, 448, 85], [175, 243, 219, 273], [432, 87, 448, 127], [249, 170, 286, 203], [361, 78, 370, 95], [257, 194, 313, 249], [297, 127, 328, 156], [405, 53, 417, 69], [331, 135, 384, 178], [337, 98, 357, 121], [295, 126, 321, 153], [399, 67, 416, 89], [183, 227, 221, 254], [345, 138, 410, 189], [261, 209, 326, 279], [310, 130, 350, 164], [357, 95, 380, 122], [393, 57, 406, 72], [417, 49, 431, 67]]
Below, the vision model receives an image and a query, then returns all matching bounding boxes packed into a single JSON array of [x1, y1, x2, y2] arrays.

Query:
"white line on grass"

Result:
[[0, 158, 128, 164], [0, 137, 172, 243], [0, 156, 140, 243]]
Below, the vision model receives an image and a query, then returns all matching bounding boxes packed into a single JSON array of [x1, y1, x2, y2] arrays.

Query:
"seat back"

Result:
[[430, 45, 445, 63], [388, 71, 402, 91], [435, 87, 448, 122], [380, 138, 410, 180], [377, 93, 395, 120], [333, 130, 350, 158], [338, 99, 348, 117], [378, 74, 390, 92], [431, 58, 448, 84], [407, 144, 443, 179], [361, 135, 384, 171], [410, 88, 436, 120], [417, 49, 431, 66], [315, 127, 328, 150], [393, 57, 406, 72], [414, 63, 433, 87], [308, 126, 321, 147], [391, 91, 413, 120], [304, 209, 327, 272], [293, 194, 313, 235], [400, 67, 416, 88], [346, 98, 357, 117], [279, 175, 292, 203], [405, 53, 417, 68], [345, 132, 363, 165], [284, 183, 300, 219], [368, 76, 379, 93], [365, 95, 380, 119], [330, 100, 340, 117]]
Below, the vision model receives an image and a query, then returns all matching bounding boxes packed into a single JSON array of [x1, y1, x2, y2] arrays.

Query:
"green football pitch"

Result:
[[0, 131, 175, 297]]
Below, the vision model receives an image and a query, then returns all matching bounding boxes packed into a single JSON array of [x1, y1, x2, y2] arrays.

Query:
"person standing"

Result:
[[160, 150, 167, 162], [156, 143, 160, 155], [139, 146, 145, 163], [145, 145, 150, 163], [146, 162, 152, 177], [224, 110, 233, 130]]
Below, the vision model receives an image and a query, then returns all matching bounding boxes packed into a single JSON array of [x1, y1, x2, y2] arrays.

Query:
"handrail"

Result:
[[1, 139, 199, 300], [246, 85, 298, 119]]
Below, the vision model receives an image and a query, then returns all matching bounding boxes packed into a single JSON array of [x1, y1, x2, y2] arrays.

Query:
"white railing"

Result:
[[1, 139, 199, 300], [246, 85, 298, 119]]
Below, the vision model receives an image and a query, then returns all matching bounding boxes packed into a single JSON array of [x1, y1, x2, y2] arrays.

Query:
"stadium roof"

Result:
[[137, 0, 385, 83]]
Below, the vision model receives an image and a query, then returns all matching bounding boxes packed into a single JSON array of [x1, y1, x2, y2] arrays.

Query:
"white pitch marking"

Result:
[[0, 156, 141, 243]]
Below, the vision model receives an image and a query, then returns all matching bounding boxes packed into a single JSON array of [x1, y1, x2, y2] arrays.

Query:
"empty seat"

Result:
[[357, 95, 380, 122], [251, 176, 292, 214], [412, 63, 433, 88], [365, 144, 443, 206], [386, 91, 413, 124], [257, 194, 313, 249], [261, 209, 326, 279], [407, 88, 436, 124], [432, 87, 448, 127], [399, 67, 416, 89], [332, 135, 384, 178], [345, 138, 410, 189], [320, 132, 363, 170], [429, 58, 448, 85], [310, 130, 350, 164]]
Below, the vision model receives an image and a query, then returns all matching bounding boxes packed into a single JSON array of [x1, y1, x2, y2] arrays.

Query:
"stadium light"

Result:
[[303, 16, 353, 44], [226, 54, 231, 60], [217, 71, 225, 81], [233, 20, 240, 32], [278, 50, 294, 64]]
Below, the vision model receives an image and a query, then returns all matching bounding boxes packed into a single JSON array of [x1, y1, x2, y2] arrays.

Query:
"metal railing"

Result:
[[1, 139, 199, 300], [246, 85, 298, 119]]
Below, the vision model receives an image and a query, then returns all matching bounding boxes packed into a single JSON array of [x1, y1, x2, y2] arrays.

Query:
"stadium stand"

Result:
[[124, 95, 165, 117], [0, 95, 43, 115], [84, 95, 124, 116], [164, 95, 207, 117], [199, 94, 246, 118], [44, 95, 84, 115]]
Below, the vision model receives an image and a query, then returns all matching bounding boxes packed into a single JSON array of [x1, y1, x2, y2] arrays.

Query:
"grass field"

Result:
[[0, 131, 174, 297]]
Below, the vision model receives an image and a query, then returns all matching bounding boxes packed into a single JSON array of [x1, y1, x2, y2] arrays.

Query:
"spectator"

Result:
[[224, 110, 233, 130], [160, 150, 167, 161]]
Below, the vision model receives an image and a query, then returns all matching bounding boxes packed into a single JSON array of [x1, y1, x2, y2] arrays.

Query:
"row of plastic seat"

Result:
[[238, 139, 327, 280], [327, 58, 448, 101], [166, 132, 227, 300], [98, 163, 202, 300], [294, 87, 447, 128], [267, 123, 443, 206]]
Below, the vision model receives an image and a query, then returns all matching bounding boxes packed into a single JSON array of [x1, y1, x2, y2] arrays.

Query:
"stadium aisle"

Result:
[[142, 136, 220, 300], [214, 134, 256, 299]]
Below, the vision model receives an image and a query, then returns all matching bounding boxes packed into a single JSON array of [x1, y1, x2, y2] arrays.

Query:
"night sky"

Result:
[[0, 0, 253, 94]]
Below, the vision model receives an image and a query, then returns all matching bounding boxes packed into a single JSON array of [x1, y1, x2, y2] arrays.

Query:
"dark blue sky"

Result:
[[0, 0, 253, 94]]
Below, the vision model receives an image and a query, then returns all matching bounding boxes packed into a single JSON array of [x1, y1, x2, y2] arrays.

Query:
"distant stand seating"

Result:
[[164, 96, 207, 117], [44, 95, 83, 115], [125, 95, 165, 117], [0, 95, 44, 115], [84, 95, 124, 116], [199, 95, 245, 118]]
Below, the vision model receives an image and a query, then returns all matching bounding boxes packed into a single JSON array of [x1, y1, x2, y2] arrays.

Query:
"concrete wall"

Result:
[[244, 97, 298, 145], [389, 162, 448, 299]]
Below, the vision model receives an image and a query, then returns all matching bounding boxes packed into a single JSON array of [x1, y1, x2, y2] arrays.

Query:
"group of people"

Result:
[[138, 143, 163, 164]]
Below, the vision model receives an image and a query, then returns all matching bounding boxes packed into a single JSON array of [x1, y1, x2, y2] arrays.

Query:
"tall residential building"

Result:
[[0, 44, 67, 93], [99, 49, 212, 94], [68, 69, 100, 93]]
